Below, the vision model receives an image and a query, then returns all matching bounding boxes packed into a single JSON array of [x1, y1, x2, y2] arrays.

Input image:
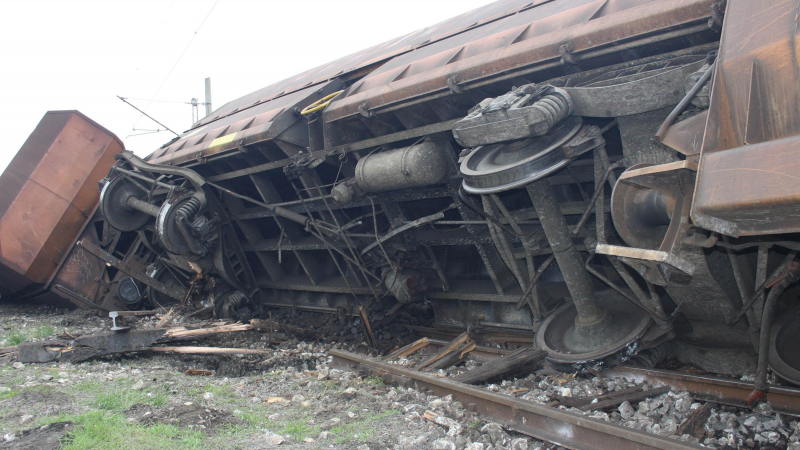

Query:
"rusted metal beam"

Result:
[[331, 349, 703, 450], [77, 239, 186, 301], [206, 119, 459, 182]]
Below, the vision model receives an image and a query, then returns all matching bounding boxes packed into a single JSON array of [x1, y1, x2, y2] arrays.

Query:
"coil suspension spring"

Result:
[[531, 90, 572, 131], [176, 196, 202, 222]]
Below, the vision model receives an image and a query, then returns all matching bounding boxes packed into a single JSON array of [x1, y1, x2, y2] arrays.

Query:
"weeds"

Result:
[[364, 375, 384, 386], [32, 325, 55, 339], [61, 410, 204, 450], [0, 389, 18, 401], [329, 409, 400, 444], [4, 331, 25, 346], [282, 418, 316, 441], [90, 385, 168, 411]]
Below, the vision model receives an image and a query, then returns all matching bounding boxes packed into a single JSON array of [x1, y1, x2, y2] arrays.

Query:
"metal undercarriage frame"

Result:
[[55, 7, 799, 383]]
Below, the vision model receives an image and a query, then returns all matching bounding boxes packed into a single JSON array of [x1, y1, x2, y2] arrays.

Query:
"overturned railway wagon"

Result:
[[4, 0, 800, 393]]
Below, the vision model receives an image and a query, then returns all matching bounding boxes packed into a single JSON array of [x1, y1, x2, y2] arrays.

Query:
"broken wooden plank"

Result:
[[578, 386, 670, 412], [185, 369, 214, 376], [422, 410, 463, 436], [677, 402, 712, 438], [17, 323, 255, 363], [414, 332, 469, 370], [0, 345, 18, 356], [383, 337, 429, 361], [426, 340, 476, 372], [359, 305, 378, 349], [151, 346, 272, 355], [554, 386, 655, 409], [155, 307, 175, 328], [163, 323, 253, 339], [452, 347, 546, 385]]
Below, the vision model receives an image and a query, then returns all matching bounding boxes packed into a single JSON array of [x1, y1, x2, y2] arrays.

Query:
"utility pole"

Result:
[[204, 78, 212, 116]]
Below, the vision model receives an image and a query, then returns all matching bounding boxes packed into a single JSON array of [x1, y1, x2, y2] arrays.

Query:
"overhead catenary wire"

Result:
[[126, 0, 220, 137], [118, 96, 181, 137]]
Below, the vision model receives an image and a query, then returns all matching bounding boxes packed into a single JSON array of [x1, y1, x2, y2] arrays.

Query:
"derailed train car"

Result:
[[5, 0, 800, 396]]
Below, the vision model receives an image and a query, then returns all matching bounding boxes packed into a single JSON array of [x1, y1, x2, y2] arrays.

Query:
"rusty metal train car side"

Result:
[[5, 0, 800, 391], [0, 111, 122, 305]]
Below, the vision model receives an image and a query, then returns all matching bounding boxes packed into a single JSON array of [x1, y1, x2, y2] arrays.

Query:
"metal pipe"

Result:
[[729, 251, 797, 325], [126, 197, 161, 217], [573, 158, 625, 235], [655, 60, 716, 141], [526, 178, 606, 327]]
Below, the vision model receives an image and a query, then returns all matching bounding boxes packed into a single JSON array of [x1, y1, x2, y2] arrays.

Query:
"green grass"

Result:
[[5, 331, 25, 346], [61, 410, 204, 450], [190, 384, 239, 404], [32, 325, 55, 339], [364, 375, 384, 386], [282, 418, 316, 441], [233, 408, 277, 429], [90, 385, 168, 411], [329, 409, 400, 444], [1, 324, 55, 345], [0, 389, 18, 401], [468, 418, 484, 430]]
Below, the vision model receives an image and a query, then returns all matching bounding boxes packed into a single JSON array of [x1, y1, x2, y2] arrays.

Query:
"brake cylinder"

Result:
[[355, 138, 448, 193]]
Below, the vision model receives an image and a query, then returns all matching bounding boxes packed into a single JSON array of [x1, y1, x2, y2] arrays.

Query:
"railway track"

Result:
[[425, 338, 800, 416], [330, 340, 800, 450]]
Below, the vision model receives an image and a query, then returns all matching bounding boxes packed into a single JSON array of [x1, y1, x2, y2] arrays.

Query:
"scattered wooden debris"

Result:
[[152, 346, 272, 355], [453, 347, 546, 385], [155, 307, 175, 328], [185, 369, 214, 376], [163, 323, 253, 339], [17, 323, 256, 363], [0, 345, 18, 357], [677, 402, 712, 439], [427, 340, 476, 372], [423, 410, 462, 436], [414, 333, 469, 370], [383, 337, 429, 361], [554, 386, 671, 412], [359, 305, 378, 349]]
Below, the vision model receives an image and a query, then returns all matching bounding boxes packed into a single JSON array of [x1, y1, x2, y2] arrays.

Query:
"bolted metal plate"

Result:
[[460, 116, 582, 194]]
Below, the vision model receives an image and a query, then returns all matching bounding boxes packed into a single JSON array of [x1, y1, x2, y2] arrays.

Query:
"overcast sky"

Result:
[[0, 0, 493, 172]]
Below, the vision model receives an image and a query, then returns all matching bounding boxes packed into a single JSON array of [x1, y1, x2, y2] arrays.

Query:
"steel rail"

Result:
[[421, 341, 800, 415], [603, 366, 800, 416], [330, 349, 703, 450]]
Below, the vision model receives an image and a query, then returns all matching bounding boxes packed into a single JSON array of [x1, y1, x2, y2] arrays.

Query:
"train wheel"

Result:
[[535, 290, 653, 371], [769, 307, 800, 386]]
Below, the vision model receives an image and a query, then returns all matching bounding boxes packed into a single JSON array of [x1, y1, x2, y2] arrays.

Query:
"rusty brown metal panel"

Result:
[[0, 111, 122, 293], [324, 0, 714, 122], [691, 0, 800, 236], [190, 0, 556, 131], [148, 80, 343, 166], [692, 135, 800, 236]]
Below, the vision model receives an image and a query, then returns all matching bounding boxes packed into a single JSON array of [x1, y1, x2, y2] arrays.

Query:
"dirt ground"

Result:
[[1, 303, 799, 450], [0, 304, 539, 450]]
